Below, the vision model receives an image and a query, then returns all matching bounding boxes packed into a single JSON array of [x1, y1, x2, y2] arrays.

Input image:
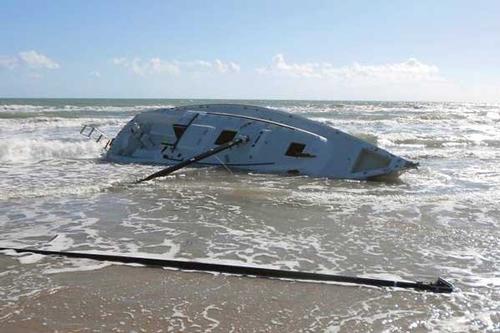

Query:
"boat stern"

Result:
[[349, 146, 418, 180]]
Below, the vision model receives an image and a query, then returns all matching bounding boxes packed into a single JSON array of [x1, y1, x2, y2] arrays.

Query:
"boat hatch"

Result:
[[173, 124, 187, 139], [352, 148, 391, 173], [215, 130, 237, 145], [285, 142, 316, 158]]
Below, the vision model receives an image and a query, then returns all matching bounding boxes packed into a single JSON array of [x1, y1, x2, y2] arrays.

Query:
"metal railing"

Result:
[[80, 125, 113, 150]]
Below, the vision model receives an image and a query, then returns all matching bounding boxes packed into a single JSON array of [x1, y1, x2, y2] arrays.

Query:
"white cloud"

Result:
[[112, 57, 179, 76], [111, 57, 127, 66], [0, 56, 18, 69], [181, 60, 212, 71], [112, 57, 240, 76], [257, 54, 441, 82], [0, 51, 60, 70], [150, 58, 181, 75], [214, 59, 241, 73], [19, 50, 60, 69], [89, 71, 101, 78], [229, 62, 241, 72], [257, 54, 320, 78]]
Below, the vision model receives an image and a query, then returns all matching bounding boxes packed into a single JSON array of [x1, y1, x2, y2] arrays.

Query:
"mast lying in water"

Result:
[[0, 246, 453, 293]]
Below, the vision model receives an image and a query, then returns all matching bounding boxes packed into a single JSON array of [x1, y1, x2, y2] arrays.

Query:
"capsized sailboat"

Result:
[[83, 104, 417, 180]]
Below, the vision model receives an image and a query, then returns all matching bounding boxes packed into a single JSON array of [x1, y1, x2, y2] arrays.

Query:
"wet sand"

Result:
[[0, 256, 455, 333]]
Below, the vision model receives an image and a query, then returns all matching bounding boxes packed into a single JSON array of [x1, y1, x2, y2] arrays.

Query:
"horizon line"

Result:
[[0, 96, 497, 104]]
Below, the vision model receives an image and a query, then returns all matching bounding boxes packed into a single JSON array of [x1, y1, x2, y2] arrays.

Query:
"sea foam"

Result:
[[0, 138, 103, 163]]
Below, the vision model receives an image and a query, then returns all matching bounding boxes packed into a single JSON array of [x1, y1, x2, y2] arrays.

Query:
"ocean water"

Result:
[[0, 98, 499, 332]]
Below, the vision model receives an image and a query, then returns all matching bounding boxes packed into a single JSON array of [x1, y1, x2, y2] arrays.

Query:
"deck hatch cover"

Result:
[[215, 130, 237, 145]]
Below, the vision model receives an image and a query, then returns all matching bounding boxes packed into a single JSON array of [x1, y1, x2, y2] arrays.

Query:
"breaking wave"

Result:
[[0, 138, 103, 163], [0, 103, 175, 119]]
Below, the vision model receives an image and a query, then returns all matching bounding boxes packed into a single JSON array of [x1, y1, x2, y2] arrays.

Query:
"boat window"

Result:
[[285, 142, 316, 158], [173, 124, 187, 139], [215, 130, 237, 145], [286, 142, 306, 156]]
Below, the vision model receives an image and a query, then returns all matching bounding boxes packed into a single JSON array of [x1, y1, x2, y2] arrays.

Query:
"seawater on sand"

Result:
[[0, 99, 499, 332]]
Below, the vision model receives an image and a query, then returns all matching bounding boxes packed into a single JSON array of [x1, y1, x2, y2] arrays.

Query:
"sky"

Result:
[[1, 0, 499, 102]]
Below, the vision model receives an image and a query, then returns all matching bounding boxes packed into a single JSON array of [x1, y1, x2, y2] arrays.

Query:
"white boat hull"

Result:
[[106, 104, 416, 180]]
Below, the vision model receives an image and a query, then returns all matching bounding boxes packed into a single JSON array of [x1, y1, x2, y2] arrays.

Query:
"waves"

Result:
[[0, 138, 103, 163], [0, 103, 175, 119], [0, 99, 499, 332], [0, 101, 144, 162]]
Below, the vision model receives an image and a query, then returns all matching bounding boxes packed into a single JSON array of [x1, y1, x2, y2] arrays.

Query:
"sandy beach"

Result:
[[0, 254, 470, 333]]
